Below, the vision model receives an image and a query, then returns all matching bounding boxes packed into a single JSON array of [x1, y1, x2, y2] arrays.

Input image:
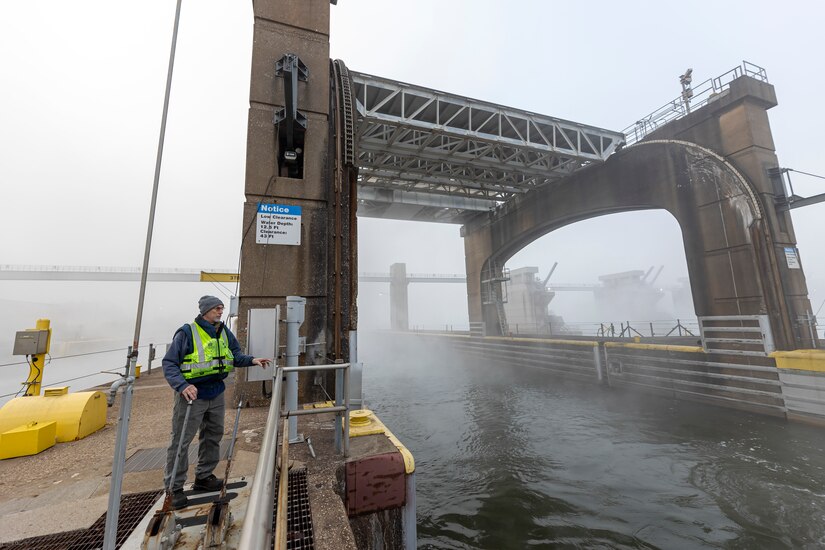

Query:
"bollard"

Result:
[[148, 343, 156, 373]]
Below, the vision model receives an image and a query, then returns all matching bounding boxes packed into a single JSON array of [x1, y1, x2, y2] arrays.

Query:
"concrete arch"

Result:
[[462, 139, 809, 349]]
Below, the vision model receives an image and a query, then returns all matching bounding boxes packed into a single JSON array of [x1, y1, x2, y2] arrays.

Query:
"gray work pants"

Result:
[[163, 391, 225, 492]]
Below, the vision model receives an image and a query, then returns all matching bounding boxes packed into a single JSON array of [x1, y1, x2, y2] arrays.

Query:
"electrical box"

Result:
[[13, 330, 49, 356], [246, 306, 280, 382]]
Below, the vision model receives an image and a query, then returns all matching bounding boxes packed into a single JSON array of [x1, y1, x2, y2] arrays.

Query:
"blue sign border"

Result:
[[257, 203, 301, 216]]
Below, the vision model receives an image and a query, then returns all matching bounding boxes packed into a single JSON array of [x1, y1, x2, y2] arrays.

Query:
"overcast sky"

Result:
[[1, 0, 823, 334]]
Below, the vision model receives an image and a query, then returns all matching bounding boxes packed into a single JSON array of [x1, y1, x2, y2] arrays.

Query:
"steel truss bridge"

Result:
[[351, 71, 624, 223]]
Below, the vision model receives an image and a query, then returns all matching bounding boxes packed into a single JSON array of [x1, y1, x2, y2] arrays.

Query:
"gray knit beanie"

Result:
[[198, 295, 224, 315]]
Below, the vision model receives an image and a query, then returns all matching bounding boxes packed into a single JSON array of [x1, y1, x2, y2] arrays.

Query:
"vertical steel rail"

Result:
[[238, 367, 284, 549], [334, 366, 343, 453], [403, 473, 417, 549], [274, 418, 290, 550], [167, 400, 193, 494], [343, 362, 350, 457], [285, 296, 305, 442], [102, 1, 183, 548]]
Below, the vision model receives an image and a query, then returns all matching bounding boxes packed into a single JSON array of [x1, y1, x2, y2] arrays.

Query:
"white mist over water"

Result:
[[359, 331, 825, 549]]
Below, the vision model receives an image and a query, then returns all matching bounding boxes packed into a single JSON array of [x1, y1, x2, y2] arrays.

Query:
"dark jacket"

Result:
[[162, 316, 254, 400]]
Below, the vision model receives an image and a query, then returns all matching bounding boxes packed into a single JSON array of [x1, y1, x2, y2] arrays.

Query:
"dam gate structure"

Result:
[[231, 2, 818, 428], [461, 72, 816, 351]]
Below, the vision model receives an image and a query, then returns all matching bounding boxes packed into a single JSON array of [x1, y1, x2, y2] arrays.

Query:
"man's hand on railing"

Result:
[[253, 358, 271, 370]]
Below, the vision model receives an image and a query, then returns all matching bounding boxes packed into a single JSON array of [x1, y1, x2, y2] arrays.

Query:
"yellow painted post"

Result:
[[24, 319, 51, 397]]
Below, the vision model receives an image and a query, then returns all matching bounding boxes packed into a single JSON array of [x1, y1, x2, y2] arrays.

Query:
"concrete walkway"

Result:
[[0, 369, 356, 549]]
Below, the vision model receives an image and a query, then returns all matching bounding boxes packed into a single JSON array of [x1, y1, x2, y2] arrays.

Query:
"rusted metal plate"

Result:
[[345, 451, 406, 516]]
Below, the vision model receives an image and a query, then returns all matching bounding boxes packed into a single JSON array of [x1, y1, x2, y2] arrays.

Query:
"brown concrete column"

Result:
[[235, 1, 333, 405], [647, 77, 814, 349], [461, 222, 498, 334], [461, 76, 816, 350]]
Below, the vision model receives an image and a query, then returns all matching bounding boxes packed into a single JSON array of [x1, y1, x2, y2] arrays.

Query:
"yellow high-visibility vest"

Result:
[[180, 323, 234, 380]]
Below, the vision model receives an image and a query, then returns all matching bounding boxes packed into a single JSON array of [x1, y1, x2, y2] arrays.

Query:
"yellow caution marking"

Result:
[[487, 336, 599, 347], [348, 409, 415, 474], [0, 421, 57, 459], [302, 401, 335, 410], [771, 350, 825, 372], [199, 271, 240, 283], [0, 391, 106, 442], [604, 342, 703, 353]]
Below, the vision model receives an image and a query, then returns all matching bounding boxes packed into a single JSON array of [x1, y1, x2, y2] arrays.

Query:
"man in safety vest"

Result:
[[162, 295, 271, 509]]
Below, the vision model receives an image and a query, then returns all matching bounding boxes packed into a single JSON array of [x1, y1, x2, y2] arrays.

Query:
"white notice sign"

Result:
[[256, 204, 301, 245], [784, 247, 800, 269]]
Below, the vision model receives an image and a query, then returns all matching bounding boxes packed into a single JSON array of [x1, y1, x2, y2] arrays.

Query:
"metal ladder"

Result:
[[495, 298, 509, 335], [481, 259, 510, 335]]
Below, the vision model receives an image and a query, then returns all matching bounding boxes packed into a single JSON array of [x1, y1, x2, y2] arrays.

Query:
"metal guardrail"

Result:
[[698, 315, 775, 356], [0, 263, 233, 274], [239, 362, 351, 549], [238, 370, 283, 550], [413, 319, 701, 339], [622, 61, 768, 146]]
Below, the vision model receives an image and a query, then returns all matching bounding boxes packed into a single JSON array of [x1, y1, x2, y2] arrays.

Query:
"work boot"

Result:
[[171, 490, 188, 509], [193, 474, 223, 492]]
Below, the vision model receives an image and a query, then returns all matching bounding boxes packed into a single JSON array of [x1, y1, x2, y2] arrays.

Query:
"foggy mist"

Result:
[[2, 1, 824, 394]]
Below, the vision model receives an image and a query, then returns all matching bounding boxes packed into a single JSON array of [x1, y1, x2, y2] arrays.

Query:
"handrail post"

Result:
[[285, 296, 306, 443], [343, 363, 350, 457], [334, 364, 343, 453]]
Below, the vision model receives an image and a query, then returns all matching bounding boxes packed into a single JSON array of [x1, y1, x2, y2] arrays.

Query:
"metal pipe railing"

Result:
[[238, 367, 284, 549], [274, 418, 290, 550], [622, 61, 768, 146], [281, 363, 351, 457], [240, 360, 353, 547]]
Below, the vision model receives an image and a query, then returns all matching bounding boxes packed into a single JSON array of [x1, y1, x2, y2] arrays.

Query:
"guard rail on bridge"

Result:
[[622, 61, 768, 146]]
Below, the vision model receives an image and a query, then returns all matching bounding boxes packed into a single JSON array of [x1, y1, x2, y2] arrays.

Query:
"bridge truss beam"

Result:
[[352, 71, 624, 222]]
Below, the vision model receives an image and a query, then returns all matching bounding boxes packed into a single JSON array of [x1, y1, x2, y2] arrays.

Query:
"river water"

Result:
[[360, 333, 825, 549]]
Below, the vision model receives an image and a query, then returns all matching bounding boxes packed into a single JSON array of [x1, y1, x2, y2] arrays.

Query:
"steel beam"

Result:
[[351, 71, 624, 216]]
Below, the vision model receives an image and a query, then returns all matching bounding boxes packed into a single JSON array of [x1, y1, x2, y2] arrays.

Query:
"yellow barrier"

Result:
[[771, 350, 825, 373], [0, 421, 57, 459], [348, 409, 415, 474], [604, 341, 704, 353], [0, 390, 106, 443]]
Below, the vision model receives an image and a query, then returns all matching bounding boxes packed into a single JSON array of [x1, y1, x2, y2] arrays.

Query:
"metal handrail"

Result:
[[239, 362, 351, 548], [0, 263, 233, 274], [622, 61, 768, 146], [238, 368, 284, 549], [282, 363, 351, 457]]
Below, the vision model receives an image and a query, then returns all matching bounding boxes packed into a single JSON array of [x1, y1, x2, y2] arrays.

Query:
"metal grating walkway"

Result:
[[0, 490, 163, 550], [272, 468, 314, 550], [123, 440, 230, 473]]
